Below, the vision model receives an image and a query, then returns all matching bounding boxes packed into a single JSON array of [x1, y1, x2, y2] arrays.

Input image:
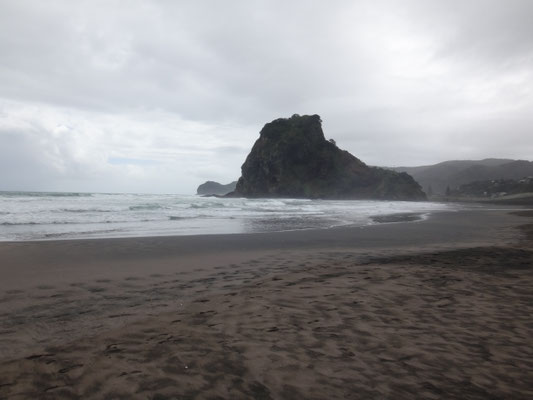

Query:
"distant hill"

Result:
[[196, 181, 237, 196], [391, 159, 533, 195], [452, 177, 533, 198]]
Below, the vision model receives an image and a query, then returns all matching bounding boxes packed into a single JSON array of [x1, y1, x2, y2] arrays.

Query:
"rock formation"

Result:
[[197, 181, 237, 196], [230, 114, 426, 200]]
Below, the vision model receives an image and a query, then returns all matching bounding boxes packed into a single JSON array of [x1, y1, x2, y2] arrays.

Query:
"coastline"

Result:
[[0, 193, 451, 242], [1, 206, 532, 399], [0, 207, 524, 291]]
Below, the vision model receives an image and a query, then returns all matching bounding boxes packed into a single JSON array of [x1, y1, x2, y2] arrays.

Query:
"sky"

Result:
[[1, 0, 532, 194]]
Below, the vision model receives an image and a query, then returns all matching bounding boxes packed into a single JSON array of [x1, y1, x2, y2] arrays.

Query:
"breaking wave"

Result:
[[0, 191, 458, 241]]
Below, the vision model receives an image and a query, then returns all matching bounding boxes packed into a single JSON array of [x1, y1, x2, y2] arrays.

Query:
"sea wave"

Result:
[[0, 193, 458, 241], [189, 202, 225, 209], [169, 216, 188, 221], [1, 222, 39, 226], [43, 228, 124, 239], [0, 191, 93, 198], [129, 203, 165, 211], [56, 208, 112, 213], [1, 218, 161, 226]]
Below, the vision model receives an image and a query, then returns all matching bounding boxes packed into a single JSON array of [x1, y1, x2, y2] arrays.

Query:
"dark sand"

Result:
[[0, 207, 532, 399]]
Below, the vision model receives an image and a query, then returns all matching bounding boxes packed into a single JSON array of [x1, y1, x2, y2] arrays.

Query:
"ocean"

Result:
[[0, 191, 457, 241]]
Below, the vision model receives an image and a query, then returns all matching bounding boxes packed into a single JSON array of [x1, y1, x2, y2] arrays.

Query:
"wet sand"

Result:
[[0, 208, 532, 399]]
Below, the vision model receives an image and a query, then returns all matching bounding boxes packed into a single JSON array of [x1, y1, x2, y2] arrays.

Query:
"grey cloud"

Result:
[[0, 0, 532, 193], [0, 130, 58, 191], [410, 0, 533, 67]]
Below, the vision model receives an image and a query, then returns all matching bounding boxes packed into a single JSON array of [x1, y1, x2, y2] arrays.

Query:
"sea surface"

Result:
[[0, 191, 458, 241]]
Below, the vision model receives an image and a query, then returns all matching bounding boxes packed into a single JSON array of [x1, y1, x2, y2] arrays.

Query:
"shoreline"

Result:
[[0, 207, 524, 292], [0, 209, 430, 244], [1, 206, 532, 399], [0, 194, 455, 243], [0, 209, 432, 244]]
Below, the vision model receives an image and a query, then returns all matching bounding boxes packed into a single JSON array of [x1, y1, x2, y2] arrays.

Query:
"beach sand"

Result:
[[0, 208, 532, 399]]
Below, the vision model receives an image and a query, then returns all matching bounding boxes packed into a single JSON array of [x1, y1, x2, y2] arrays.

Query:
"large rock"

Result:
[[231, 114, 426, 200], [197, 181, 237, 196]]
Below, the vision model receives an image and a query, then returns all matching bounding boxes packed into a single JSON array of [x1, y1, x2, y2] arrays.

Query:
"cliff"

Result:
[[231, 114, 426, 200]]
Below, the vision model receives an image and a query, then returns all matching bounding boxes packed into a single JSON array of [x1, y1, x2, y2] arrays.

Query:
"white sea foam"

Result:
[[0, 191, 460, 241]]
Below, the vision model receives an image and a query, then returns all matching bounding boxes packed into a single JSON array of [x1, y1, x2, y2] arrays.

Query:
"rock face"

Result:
[[232, 114, 426, 200], [197, 181, 237, 196]]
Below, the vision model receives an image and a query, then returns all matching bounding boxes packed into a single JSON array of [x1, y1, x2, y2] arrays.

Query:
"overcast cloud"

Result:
[[1, 0, 532, 193]]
